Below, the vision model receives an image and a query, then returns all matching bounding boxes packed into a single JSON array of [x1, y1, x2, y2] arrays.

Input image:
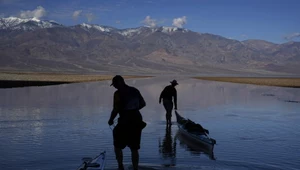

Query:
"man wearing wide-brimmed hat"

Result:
[[159, 80, 178, 126]]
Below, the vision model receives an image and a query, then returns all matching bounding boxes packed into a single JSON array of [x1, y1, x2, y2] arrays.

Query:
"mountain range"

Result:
[[1, 17, 299, 76]]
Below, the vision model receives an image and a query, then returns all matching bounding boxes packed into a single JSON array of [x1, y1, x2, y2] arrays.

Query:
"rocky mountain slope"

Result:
[[0, 17, 299, 75]]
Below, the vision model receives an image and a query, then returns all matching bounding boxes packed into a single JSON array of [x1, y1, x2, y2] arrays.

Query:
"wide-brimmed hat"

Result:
[[170, 80, 178, 85], [110, 75, 125, 86]]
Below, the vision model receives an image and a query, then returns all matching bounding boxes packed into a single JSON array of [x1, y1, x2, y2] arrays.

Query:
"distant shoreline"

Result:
[[193, 77, 300, 88], [0, 72, 151, 88], [1, 72, 300, 88]]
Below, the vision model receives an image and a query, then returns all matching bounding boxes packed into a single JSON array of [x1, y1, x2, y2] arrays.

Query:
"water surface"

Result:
[[1, 76, 300, 170]]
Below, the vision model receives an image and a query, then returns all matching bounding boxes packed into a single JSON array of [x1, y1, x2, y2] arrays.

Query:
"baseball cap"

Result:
[[110, 75, 125, 86]]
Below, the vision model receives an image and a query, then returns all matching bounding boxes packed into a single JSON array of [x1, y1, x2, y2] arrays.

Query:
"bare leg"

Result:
[[166, 110, 172, 126], [166, 113, 169, 126], [131, 149, 139, 170], [114, 147, 124, 170]]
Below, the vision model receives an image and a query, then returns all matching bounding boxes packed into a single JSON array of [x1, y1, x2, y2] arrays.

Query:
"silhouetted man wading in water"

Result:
[[159, 80, 178, 126], [108, 75, 146, 170]]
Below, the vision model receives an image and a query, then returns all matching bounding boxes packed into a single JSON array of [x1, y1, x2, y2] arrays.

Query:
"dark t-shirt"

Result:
[[113, 85, 146, 123], [160, 85, 177, 101]]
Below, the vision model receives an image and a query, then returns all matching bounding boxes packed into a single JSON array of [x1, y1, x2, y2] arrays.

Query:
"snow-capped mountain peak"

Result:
[[116, 26, 189, 37], [0, 17, 62, 31], [1, 17, 190, 36], [79, 23, 113, 32], [31, 17, 40, 22], [0, 17, 30, 28], [160, 26, 189, 33], [118, 27, 143, 37]]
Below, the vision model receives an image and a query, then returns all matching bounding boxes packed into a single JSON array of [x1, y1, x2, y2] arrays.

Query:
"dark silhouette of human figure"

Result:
[[158, 125, 177, 166], [159, 80, 178, 126], [108, 75, 147, 170]]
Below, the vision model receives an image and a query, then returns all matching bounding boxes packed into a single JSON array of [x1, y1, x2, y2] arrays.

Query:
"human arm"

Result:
[[173, 89, 177, 110], [138, 90, 146, 110], [108, 110, 118, 125], [108, 92, 120, 125], [159, 88, 164, 104]]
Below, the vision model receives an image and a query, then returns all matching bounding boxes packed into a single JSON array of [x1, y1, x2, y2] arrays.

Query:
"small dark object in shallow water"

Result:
[[284, 100, 300, 103], [262, 93, 275, 97]]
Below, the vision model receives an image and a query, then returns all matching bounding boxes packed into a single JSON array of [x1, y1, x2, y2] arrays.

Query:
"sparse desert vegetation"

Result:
[[194, 77, 300, 88], [0, 72, 151, 88]]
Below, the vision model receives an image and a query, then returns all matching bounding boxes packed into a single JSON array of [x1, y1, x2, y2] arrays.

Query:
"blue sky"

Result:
[[0, 0, 299, 44]]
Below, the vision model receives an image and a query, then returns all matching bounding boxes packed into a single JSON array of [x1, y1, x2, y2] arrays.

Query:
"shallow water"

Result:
[[1, 76, 300, 170]]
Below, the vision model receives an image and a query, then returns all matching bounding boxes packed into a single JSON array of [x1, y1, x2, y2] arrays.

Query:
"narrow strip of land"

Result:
[[193, 77, 300, 88], [0, 72, 151, 88]]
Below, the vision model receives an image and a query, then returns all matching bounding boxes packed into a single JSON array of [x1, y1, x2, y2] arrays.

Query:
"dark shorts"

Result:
[[163, 99, 173, 118], [113, 122, 142, 150]]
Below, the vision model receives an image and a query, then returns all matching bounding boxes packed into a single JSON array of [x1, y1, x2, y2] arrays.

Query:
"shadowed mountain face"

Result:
[[1, 17, 300, 75]]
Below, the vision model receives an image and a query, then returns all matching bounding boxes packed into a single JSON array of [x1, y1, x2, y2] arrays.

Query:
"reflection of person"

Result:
[[158, 125, 176, 166], [108, 75, 147, 170], [159, 80, 178, 126]]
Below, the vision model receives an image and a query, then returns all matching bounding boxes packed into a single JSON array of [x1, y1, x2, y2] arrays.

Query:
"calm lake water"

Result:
[[1, 76, 300, 170]]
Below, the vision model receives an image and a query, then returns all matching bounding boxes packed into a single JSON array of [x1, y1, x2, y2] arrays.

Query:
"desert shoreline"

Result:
[[193, 77, 300, 88], [0, 72, 151, 88], [1, 72, 300, 88]]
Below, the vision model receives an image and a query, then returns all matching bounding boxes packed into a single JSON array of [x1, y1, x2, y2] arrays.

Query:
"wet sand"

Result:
[[193, 77, 300, 88], [0, 72, 151, 88]]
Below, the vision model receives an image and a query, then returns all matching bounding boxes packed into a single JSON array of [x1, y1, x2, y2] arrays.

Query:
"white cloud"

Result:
[[85, 13, 94, 22], [142, 16, 156, 27], [172, 16, 187, 28], [284, 32, 300, 40], [19, 6, 46, 19], [116, 20, 121, 24], [72, 10, 82, 20]]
